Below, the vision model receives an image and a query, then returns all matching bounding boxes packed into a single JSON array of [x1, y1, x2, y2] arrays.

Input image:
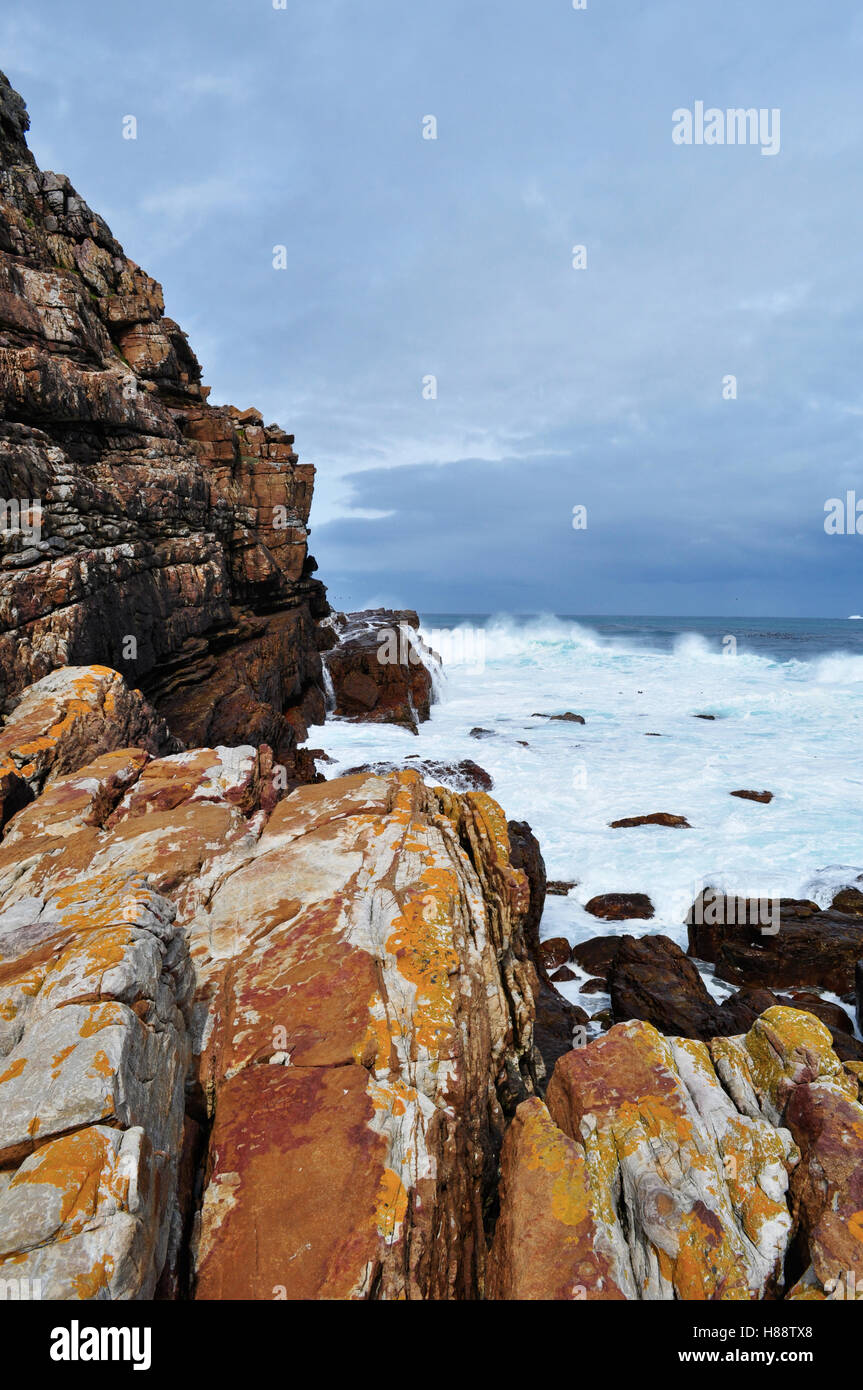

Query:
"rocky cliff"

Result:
[[0, 71, 329, 783]]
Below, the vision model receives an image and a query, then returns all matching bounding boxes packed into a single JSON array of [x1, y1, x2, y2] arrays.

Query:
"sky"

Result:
[[3, 0, 863, 616]]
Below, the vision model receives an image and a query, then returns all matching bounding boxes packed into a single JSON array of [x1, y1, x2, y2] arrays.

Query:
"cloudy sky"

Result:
[[4, 0, 863, 615]]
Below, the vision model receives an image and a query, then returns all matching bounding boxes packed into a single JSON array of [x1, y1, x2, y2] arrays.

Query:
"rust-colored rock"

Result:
[[730, 789, 773, 804], [487, 1097, 627, 1301], [324, 610, 436, 733]]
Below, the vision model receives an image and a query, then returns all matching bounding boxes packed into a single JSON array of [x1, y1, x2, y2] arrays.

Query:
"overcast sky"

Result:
[[4, 0, 863, 615]]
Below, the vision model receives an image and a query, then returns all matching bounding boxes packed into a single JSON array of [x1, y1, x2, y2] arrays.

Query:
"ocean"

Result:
[[318, 615, 863, 1027]]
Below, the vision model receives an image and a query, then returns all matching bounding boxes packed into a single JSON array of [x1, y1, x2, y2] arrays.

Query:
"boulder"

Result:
[[731, 789, 773, 804], [609, 813, 691, 829], [540, 1019, 797, 1298], [571, 936, 623, 981], [324, 610, 436, 734], [491, 1008, 863, 1300], [585, 892, 654, 921], [539, 938, 572, 971]]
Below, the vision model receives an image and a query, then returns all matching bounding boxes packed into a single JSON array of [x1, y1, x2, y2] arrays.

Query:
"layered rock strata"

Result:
[[0, 71, 329, 783]]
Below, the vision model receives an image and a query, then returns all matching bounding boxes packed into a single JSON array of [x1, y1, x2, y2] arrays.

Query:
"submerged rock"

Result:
[[609, 812, 691, 829]]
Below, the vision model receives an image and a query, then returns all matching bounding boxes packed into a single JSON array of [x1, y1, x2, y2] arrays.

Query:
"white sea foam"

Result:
[[317, 617, 863, 1019]]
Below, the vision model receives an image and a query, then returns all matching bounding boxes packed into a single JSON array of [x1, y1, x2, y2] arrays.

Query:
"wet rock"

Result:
[[506, 819, 546, 968], [609, 935, 725, 1037], [345, 758, 493, 792], [469, 727, 496, 740], [580, 978, 608, 995], [570, 936, 623, 981], [546, 880, 577, 896], [551, 966, 577, 984], [687, 891, 863, 995], [585, 892, 655, 921], [832, 887, 863, 916], [538, 938, 573, 972], [532, 712, 585, 724], [324, 610, 435, 734], [609, 813, 691, 829], [694, 714, 716, 720], [731, 789, 774, 804]]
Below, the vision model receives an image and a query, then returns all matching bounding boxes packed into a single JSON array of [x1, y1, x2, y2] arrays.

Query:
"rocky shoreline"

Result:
[[2, 71, 862, 1302]]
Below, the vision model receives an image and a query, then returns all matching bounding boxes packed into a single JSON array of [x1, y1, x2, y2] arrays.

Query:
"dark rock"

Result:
[[857, 959, 863, 1035], [731, 790, 774, 804], [580, 978, 609, 995], [590, 1009, 614, 1030], [550, 966, 577, 984], [531, 712, 585, 724], [507, 819, 547, 973], [533, 989, 589, 1084], [538, 938, 573, 972], [469, 727, 495, 739], [609, 935, 723, 1037], [546, 880, 577, 896], [687, 891, 863, 995], [609, 813, 691, 829], [585, 892, 655, 921], [694, 714, 716, 720], [832, 887, 863, 917], [570, 936, 623, 981]]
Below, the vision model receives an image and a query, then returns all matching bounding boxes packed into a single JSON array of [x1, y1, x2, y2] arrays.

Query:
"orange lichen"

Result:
[[0, 1057, 27, 1084], [374, 1166, 408, 1243]]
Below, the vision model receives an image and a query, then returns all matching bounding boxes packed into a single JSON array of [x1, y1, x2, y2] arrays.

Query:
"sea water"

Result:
[[317, 615, 863, 1022]]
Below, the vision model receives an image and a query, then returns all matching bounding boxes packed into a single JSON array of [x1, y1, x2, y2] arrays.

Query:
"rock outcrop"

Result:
[[687, 892, 863, 995], [0, 666, 542, 1299], [490, 1008, 863, 1301], [0, 72, 329, 784], [324, 610, 437, 734]]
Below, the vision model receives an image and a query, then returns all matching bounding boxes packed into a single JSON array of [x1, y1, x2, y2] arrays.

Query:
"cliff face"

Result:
[[0, 72, 329, 781]]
